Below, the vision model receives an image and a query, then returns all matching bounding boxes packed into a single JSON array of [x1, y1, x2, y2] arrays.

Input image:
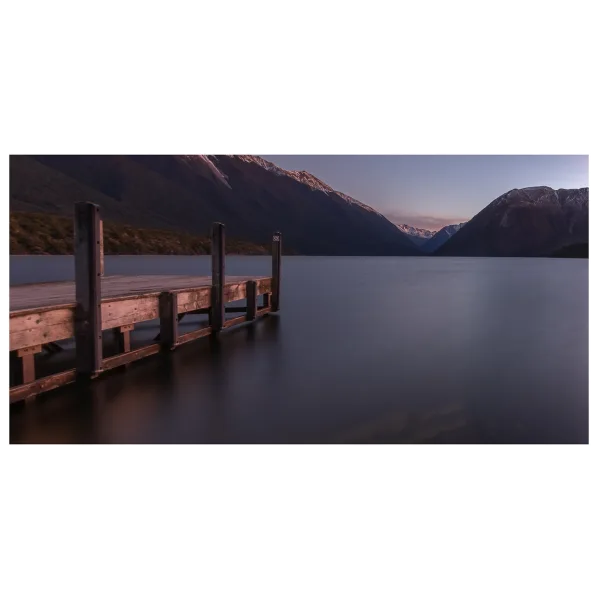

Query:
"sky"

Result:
[[261, 155, 589, 231]]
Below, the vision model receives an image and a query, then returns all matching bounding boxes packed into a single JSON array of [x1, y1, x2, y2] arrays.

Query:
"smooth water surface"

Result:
[[10, 256, 588, 443]]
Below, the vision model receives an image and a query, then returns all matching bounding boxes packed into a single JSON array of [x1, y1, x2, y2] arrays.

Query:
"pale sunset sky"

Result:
[[261, 155, 589, 231]]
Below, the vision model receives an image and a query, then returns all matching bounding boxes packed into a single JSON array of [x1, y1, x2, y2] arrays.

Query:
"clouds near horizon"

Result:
[[383, 211, 469, 231], [261, 155, 588, 230]]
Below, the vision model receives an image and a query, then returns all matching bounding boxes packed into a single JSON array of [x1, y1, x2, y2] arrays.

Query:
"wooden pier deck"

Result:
[[9, 203, 282, 404]]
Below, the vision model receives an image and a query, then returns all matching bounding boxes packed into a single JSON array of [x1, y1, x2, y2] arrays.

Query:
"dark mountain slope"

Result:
[[9, 155, 421, 256], [420, 222, 467, 253], [436, 186, 588, 257]]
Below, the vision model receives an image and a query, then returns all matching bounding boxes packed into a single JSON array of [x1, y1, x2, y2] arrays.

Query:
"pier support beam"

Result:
[[246, 280, 258, 321], [211, 222, 225, 332], [99, 219, 105, 276], [271, 231, 282, 312], [160, 292, 178, 349], [113, 324, 133, 354], [74, 202, 103, 379]]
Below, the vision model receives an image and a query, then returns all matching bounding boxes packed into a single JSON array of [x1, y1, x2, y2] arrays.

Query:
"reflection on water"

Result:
[[10, 256, 589, 443]]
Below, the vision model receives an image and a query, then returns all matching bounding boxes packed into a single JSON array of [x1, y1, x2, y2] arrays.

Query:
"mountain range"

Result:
[[421, 222, 468, 253], [395, 224, 435, 245], [436, 186, 589, 257], [9, 156, 588, 257], [9, 155, 419, 256]]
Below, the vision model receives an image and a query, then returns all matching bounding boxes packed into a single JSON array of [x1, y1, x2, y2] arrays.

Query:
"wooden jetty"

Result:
[[9, 202, 282, 404]]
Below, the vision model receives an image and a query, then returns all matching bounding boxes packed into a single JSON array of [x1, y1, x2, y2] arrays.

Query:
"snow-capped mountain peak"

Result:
[[231, 155, 381, 214], [395, 224, 436, 239]]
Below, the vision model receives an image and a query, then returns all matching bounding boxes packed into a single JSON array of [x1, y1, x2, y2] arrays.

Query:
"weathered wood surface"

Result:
[[10, 275, 269, 313], [10, 369, 77, 404], [74, 202, 103, 376], [246, 280, 257, 321], [10, 275, 272, 352], [271, 232, 282, 312], [159, 292, 178, 350], [176, 325, 212, 346], [211, 223, 226, 331], [102, 344, 161, 370]]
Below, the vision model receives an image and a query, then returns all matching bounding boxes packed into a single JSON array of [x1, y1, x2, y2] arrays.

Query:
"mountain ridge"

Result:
[[10, 155, 421, 256], [395, 223, 436, 246], [421, 222, 467, 253], [436, 186, 588, 257]]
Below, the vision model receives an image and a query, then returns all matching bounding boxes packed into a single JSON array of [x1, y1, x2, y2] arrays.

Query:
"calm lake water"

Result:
[[9, 255, 588, 443]]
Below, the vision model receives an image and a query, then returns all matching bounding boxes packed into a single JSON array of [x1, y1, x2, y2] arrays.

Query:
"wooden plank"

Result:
[[17, 344, 42, 357], [223, 278, 270, 303], [256, 306, 271, 318], [176, 325, 212, 346], [159, 292, 178, 349], [246, 280, 257, 321], [74, 202, 103, 376], [101, 295, 159, 330], [257, 278, 271, 296], [211, 222, 225, 331], [10, 307, 75, 352], [21, 354, 36, 384], [271, 231, 282, 312], [102, 344, 161, 370], [223, 315, 247, 329], [10, 275, 271, 313], [177, 288, 211, 313], [10, 369, 77, 404]]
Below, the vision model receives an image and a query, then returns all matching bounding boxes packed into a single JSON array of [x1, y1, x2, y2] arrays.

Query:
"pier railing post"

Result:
[[74, 202, 103, 378], [246, 280, 258, 321], [160, 292, 178, 350], [271, 231, 282, 312], [211, 222, 225, 332], [99, 219, 105, 276]]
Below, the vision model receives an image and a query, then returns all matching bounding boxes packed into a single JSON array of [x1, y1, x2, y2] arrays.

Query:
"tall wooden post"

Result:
[[211, 222, 225, 332], [99, 219, 105, 276], [74, 202, 103, 378], [160, 292, 178, 350], [271, 231, 282, 312], [246, 280, 257, 321]]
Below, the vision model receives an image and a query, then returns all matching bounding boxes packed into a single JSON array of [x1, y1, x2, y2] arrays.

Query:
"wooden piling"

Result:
[[74, 202, 103, 378], [211, 222, 225, 331], [271, 231, 282, 312], [99, 219, 105, 276], [246, 280, 258, 321], [160, 292, 178, 350]]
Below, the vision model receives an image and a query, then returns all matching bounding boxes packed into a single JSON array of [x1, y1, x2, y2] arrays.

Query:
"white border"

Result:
[[0, 152, 592, 448]]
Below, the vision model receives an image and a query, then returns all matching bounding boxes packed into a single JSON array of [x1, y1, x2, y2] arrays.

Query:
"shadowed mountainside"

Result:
[[420, 222, 467, 253], [9, 155, 421, 256], [435, 187, 588, 257]]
